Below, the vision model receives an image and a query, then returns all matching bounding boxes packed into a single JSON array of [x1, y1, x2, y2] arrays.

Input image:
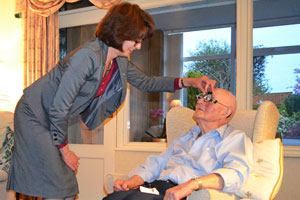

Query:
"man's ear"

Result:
[[225, 108, 232, 118], [223, 108, 232, 118]]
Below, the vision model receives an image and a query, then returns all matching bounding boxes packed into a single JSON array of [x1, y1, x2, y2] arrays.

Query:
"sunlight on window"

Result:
[[183, 27, 231, 57], [264, 54, 300, 93], [253, 24, 300, 48]]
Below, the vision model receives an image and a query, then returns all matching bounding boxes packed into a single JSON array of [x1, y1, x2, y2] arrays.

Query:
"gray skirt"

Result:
[[7, 96, 79, 198]]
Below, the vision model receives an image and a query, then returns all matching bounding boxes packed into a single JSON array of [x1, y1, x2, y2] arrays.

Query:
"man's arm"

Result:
[[164, 173, 224, 200]]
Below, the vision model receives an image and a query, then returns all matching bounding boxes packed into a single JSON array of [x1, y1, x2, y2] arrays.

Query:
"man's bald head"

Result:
[[213, 88, 237, 122], [193, 88, 237, 132]]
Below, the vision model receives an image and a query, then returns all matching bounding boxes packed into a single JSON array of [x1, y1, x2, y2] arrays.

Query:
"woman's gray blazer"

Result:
[[23, 38, 176, 147]]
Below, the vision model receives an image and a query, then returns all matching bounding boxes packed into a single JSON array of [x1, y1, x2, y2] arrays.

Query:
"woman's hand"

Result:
[[113, 175, 144, 191], [59, 145, 80, 171], [180, 76, 216, 93]]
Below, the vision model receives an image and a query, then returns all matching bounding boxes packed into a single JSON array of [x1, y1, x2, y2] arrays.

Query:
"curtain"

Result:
[[15, 0, 121, 88], [23, 2, 60, 88]]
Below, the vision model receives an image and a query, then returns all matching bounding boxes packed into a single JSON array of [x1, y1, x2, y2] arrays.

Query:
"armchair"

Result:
[[104, 101, 283, 200], [166, 101, 283, 200]]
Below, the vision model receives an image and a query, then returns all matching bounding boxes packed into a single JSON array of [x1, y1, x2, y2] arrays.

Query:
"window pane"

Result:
[[129, 30, 166, 142], [253, 53, 300, 145], [60, 24, 104, 145], [183, 28, 231, 57], [59, 24, 97, 60], [253, 24, 300, 48]]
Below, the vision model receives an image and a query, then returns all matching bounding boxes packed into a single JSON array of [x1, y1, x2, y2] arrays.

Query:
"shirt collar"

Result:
[[190, 124, 228, 139], [190, 125, 201, 138], [215, 124, 228, 139]]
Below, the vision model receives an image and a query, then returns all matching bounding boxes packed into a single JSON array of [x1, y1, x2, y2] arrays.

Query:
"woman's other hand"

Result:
[[59, 145, 80, 171]]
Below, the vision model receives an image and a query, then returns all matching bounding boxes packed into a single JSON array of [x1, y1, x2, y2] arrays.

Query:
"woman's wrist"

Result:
[[180, 78, 188, 88], [59, 144, 70, 155], [57, 140, 68, 149], [181, 79, 186, 88]]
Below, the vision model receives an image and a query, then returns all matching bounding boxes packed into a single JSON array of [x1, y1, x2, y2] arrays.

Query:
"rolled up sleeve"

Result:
[[213, 132, 253, 193]]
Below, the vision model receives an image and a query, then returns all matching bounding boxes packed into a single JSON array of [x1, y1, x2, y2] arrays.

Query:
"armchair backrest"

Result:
[[229, 101, 280, 142], [166, 106, 195, 145], [166, 101, 280, 145]]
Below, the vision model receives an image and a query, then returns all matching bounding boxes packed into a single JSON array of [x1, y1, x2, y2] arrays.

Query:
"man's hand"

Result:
[[164, 179, 198, 200], [164, 174, 224, 200], [113, 175, 144, 191], [181, 76, 216, 93], [59, 145, 80, 171]]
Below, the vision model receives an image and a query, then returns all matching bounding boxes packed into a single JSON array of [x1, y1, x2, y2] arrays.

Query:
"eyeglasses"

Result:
[[134, 39, 143, 47], [195, 92, 232, 118]]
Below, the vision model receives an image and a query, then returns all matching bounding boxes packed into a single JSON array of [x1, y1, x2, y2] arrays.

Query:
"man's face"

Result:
[[193, 89, 231, 123]]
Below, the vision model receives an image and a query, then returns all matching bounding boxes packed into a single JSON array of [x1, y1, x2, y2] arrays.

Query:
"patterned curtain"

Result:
[[15, 0, 121, 88]]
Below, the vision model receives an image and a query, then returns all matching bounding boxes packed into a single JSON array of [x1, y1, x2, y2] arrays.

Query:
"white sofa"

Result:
[[0, 111, 16, 200]]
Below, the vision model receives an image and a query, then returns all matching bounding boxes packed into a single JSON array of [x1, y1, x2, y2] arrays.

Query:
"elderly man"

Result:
[[104, 88, 253, 200]]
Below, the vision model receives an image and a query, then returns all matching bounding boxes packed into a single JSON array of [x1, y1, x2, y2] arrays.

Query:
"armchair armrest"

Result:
[[187, 188, 239, 200], [104, 173, 129, 194]]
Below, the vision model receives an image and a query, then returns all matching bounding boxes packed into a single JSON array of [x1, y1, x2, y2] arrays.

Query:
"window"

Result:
[[182, 27, 234, 109], [253, 0, 300, 145]]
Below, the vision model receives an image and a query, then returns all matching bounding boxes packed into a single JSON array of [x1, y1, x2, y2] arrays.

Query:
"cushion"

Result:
[[0, 111, 14, 131], [235, 138, 283, 200], [0, 126, 14, 174]]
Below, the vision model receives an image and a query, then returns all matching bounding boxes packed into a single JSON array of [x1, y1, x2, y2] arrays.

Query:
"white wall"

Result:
[[0, 1, 23, 112]]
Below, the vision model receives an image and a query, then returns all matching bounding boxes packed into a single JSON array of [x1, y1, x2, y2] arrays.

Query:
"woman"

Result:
[[7, 2, 216, 200]]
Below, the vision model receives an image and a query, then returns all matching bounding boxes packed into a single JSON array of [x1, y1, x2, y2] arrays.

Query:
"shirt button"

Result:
[[54, 138, 58, 141]]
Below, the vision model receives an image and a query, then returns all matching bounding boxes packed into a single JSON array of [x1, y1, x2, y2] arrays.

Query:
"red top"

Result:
[[95, 59, 117, 97]]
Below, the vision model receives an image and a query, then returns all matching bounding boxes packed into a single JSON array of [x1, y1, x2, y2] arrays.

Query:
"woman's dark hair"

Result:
[[95, 2, 155, 51]]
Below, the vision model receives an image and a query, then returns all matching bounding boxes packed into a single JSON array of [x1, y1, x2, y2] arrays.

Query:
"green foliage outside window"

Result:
[[253, 53, 272, 96], [184, 71, 203, 110], [278, 95, 300, 138], [284, 94, 300, 115]]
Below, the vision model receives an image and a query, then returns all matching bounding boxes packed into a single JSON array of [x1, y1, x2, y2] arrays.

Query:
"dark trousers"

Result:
[[103, 180, 187, 200]]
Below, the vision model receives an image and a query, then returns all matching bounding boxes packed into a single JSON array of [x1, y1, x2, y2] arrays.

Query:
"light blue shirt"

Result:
[[129, 124, 253, 193]]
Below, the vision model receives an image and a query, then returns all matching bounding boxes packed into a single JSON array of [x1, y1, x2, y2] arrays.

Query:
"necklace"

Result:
[[103, 60, 113, 78]]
